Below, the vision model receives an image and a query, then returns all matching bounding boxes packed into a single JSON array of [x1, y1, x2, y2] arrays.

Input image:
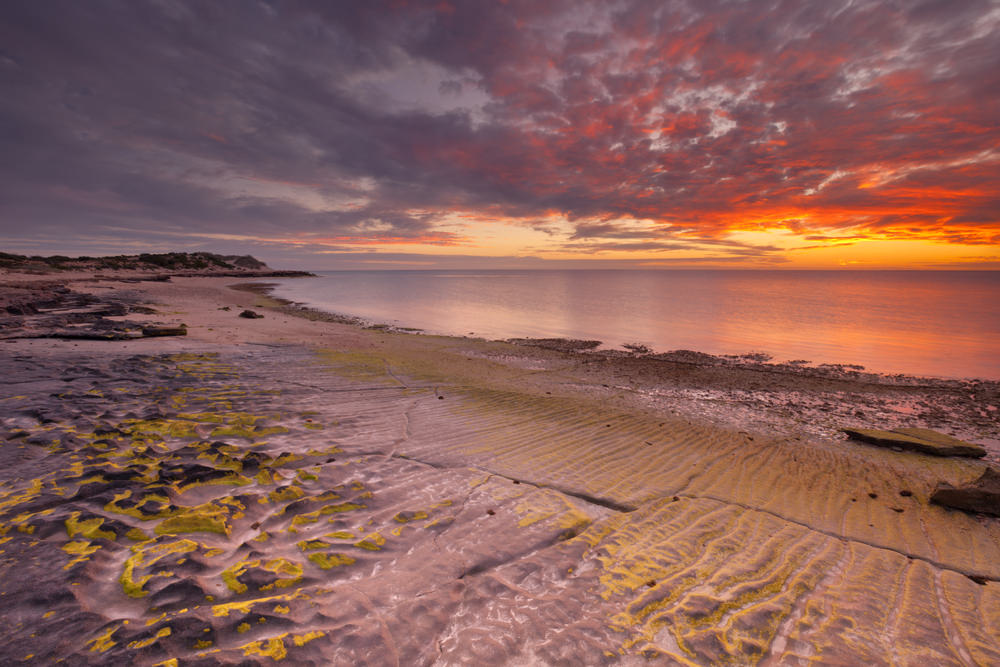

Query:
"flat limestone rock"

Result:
[[842, 426, 986, 458], [141, 326, 187, 337], [932, 465, 1000, 516]]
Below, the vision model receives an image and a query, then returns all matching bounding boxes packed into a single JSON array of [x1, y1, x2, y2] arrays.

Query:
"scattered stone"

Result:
[[842, 427, 986, 458], [931, 465, 1000, 517], [238, 309, 263, 319]]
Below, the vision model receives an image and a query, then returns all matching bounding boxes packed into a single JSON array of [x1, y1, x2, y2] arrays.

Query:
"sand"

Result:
[[1, 273, 998, 665]]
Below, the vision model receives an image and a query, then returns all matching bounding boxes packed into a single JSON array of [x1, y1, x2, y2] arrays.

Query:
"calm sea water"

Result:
[[268, 270, 1000, 380]]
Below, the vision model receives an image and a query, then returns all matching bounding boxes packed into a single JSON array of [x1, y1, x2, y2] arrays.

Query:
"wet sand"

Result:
[[1, 273, 999, 664]]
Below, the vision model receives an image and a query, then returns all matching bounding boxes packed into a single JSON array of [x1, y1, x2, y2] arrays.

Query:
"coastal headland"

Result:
[[1, 256, 999, 665]]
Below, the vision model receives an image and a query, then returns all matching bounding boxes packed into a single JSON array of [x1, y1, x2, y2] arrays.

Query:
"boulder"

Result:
[[842, 427, 986, 458], [932, 466, 1000, 516], [238, 309, 264, 319]]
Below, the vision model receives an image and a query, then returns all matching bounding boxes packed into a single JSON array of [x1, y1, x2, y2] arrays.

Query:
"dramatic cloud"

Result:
[[0, 0, 997, 266]]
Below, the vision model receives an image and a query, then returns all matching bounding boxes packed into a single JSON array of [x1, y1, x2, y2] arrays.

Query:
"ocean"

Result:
[[267, 270, 1000, 380]]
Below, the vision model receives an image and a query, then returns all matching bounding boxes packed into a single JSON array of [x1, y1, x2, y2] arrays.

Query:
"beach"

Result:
[[2, 271, 999, 665]]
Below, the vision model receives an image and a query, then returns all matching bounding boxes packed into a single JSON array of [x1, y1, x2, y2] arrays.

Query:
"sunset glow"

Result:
[[1, 1, 998, 269]]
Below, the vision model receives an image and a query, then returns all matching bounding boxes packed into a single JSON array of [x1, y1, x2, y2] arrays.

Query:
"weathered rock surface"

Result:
[[932, 465, 1000, 516], [140, 325, 187, 337], [842, 426, 987, 457], [2, 344, 997, 665]]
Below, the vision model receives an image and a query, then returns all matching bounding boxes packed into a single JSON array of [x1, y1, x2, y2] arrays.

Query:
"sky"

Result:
[[1, 0, 999, 270]]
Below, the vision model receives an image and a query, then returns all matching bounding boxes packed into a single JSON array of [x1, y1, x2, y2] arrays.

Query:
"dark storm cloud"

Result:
[[0, 0, 997, 259]]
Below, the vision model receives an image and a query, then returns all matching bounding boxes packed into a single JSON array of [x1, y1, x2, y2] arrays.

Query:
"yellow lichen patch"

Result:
[[266, 486, 305, 504], [222, 559, 254, 594], [121, 539, 198, 598], [126, 528, 151, 542], [241, 634, 288, 661], [324, 502, 365, 514], [292, 630, 325, 647], [87, 623, 121, 653], [0, 478, 42, 513], [307, 552, 356, 570], [117, 417, 201, 442], [128, 627, 171, 649], [269, 452, 302, 467], [211, 589, 310, 617], [297, 539, 329, 552], [175, 412, 226, 423], [393, 510, 429, 523], [273, 604, 290, 614], [354, 532, 385, 551], [259, 559, 303, 590], [193, 639, 213, 649], [223, 558, 302, 594], [65, 512, 116, 541], [154, 659, 179, 667], [291, 502, 365, 529], [324, 531, 355, 540], [237, 622, 252, 633], [206, 413, 289, 440], [175, 472, 252, 494], [155, 511, 229, 537], [104, 490, 175, 520], [62, 540, 101, 569]]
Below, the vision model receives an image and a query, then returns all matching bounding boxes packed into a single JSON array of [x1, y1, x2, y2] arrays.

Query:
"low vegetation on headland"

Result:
[[0, 251, 311, 277]]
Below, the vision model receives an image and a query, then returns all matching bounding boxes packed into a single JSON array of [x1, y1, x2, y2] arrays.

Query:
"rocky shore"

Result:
[[1, 266, 998, 664]]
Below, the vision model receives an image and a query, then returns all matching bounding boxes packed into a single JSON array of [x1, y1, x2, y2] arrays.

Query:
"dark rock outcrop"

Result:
[[932, 466, 1000, 516], [141, 326, 187, 337], [842, 427, 986, 458], [238, 309, 263, 319]]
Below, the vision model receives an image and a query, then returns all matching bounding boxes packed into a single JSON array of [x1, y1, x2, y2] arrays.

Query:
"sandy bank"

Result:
[[1, 272, 998, 664]]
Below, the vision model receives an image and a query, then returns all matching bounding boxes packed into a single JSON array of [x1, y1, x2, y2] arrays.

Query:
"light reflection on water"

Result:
[[268, 270, 1000, 380]]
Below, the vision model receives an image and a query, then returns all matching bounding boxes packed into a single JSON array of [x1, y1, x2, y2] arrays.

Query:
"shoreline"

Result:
[[261, 269, 1000, 383], [4, 271, 999, 456], [1, 269, 999, 663], [239, 279, 1000, 456]]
